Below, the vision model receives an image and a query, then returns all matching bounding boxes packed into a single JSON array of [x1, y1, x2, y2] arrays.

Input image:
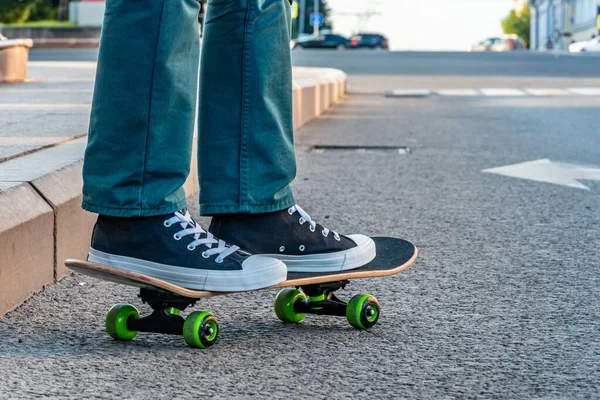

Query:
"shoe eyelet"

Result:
[[173, 233, 182, 240], [163, 220, 172, 227], [309, 225, 315, 232], [299, 245, 305, 252], [202, 251, 210, 258], [279, 246, 285, 253], [299, 217, 305, 225], [288, 207, 294, 215], [215, 257, 223, 264], [322, 230, 328, 237], [187, 244, 196, 251]]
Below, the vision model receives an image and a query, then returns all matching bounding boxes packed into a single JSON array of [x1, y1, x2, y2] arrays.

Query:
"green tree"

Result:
[[502, 3, 531, 47], [0, 0, 33, 23], [292, 0, 333, 39], [0, 0, 58, 24]]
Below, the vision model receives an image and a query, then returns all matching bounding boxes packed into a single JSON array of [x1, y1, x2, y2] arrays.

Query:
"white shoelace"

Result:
[[288, 204, 340, 241], [164, 210, 239, 263]]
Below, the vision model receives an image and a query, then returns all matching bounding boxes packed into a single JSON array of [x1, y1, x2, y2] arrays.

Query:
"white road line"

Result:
[[524, 88, 570, 96], [0, 89, 93, 93], [483, 159, 600, 190], [384, 89, 432, 98], [568, 88, 600, 96], [480, 88, 526, 96], [0, 137, 72, 145], [0, 104, 91, 109], [27, 61, 97, 68], [435, 89, 480, 96]]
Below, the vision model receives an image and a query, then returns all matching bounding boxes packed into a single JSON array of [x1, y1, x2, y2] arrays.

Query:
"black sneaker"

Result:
[[209, 204, 376, 272], [87, 210, 287, 291]]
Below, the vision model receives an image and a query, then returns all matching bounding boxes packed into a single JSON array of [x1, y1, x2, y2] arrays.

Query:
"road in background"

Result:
[[2, 49, 599, 398], [30, 47, 600, 91]]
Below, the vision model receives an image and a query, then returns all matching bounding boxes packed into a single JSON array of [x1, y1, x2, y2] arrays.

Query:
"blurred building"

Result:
[[69, 0, 105, 26], [530, 0, 599, 50]]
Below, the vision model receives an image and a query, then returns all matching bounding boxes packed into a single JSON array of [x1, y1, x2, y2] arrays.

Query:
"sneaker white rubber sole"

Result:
[[87, 248, 287, 292], [264, 234, 376, 273]]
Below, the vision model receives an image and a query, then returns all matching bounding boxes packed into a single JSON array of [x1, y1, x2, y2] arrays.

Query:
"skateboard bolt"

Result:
[[366, 307, 374, 317], [206, 327, 214, 335]]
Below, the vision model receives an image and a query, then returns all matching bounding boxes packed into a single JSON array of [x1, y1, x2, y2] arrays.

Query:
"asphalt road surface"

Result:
[[1, 50, 599, 398]]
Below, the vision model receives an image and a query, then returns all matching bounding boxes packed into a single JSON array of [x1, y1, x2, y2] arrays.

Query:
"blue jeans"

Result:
[[82, 0, 296, 217]]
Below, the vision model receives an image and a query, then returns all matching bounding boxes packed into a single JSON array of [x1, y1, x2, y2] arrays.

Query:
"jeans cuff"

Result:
[[199, 194, 296, 216], [81, 197, 188, 217]]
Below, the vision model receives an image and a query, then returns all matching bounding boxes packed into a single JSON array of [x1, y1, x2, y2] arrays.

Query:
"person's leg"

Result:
[[198, 0, 296, 215], [203, 0, 375, 271], [81, 0, 286, 291], [82, 0, 199, 217]]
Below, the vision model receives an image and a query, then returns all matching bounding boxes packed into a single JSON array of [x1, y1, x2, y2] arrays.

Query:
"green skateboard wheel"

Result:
[[274, 288, 307, 323], [183, 311, 218, 349], [105, 304, 140, 341], [346, 294, 380, 329]]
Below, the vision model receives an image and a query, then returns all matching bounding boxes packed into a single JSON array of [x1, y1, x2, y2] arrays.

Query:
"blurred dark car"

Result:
[[291, 34, 350, 50], [348, 33, 389, 49]]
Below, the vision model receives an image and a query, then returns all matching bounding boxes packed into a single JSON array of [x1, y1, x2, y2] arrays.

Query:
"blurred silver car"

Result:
[[472, 35, 526, 52], [471, 37, 501, 52]]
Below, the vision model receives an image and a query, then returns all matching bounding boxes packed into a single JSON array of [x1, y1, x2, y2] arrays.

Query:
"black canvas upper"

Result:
[[208, 207, 357, 256], [91, 211, 246, 271]]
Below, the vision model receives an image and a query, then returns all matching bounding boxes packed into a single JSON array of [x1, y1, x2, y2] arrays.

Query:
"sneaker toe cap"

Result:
[[346, 234, 373, 248], [242, 255, 287, 273]]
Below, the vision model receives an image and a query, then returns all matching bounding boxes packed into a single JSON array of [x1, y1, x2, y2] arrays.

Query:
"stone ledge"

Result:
[[0, 39, 34, 83], [30, 161, 97, 281], [292, 67, 347, 130], [0, 182, 54, 317]]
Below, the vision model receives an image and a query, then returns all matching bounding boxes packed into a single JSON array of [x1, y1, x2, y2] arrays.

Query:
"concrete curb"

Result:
[[0, 39, 33, 83], [0, 66, 347, 317], [292, 67, 346, 129]]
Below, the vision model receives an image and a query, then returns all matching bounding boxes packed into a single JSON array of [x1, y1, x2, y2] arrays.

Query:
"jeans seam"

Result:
[[138, 0, 166, 211], [239, 0, 255, 211]]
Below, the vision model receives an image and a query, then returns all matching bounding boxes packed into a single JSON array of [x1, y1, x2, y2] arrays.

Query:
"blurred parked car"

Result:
[[291, 34, 350, 50], [472, 35, 526, 52], [569, 37, 600, 53], [491, 35, 527, 51], [348, 33, 389, 49], [471, 37, 501, 51]]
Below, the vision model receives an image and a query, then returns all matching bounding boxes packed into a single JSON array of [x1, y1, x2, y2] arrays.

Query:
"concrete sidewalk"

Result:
[[0, 61, 347, 316]]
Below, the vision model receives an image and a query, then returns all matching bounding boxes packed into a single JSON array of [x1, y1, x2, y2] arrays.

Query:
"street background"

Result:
[[2, 0, 600, 397], [1, 47, 599, 398]]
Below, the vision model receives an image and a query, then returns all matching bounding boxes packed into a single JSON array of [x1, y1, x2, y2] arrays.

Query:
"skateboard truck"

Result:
[[123, 288, 197, 335], [294, 281, 349, 317], [104, 288, 218, 349], [274, 280, 381, 329]]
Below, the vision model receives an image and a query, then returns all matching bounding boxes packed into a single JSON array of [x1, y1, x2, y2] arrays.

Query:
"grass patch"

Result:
[[1, 20, 77, 27]]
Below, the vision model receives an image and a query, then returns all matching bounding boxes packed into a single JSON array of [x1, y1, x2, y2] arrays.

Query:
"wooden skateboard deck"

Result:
[[65, 237, 417, 298]]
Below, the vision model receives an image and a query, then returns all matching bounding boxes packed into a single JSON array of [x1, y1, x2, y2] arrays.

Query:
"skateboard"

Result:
[[65, 236, 417, 348]]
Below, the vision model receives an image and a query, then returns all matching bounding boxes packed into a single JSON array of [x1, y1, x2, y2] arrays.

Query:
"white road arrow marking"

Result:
[[482, 159, 600, 190]]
